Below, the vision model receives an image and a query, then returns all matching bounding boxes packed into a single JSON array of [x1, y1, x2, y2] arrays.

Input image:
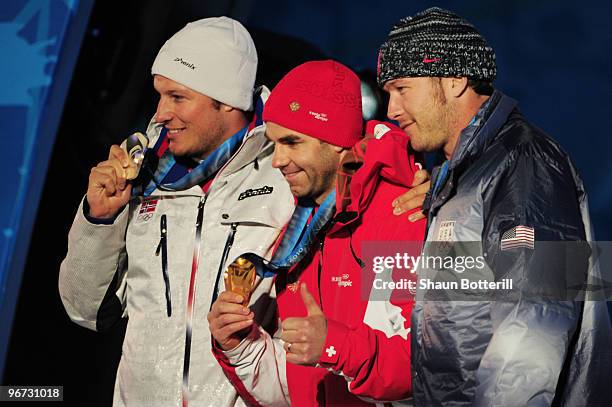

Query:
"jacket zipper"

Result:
[[211, 223, 238, 306], [155, 214, 171, 317], [182, 195, 206, 407], [317, 238, 325, 310]]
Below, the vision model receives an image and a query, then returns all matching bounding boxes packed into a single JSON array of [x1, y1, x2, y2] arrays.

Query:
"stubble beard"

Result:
[[418, 81, 457, 153]]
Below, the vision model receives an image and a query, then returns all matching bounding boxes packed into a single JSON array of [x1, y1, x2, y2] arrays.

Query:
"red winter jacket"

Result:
[[215, 121, 426, 406]]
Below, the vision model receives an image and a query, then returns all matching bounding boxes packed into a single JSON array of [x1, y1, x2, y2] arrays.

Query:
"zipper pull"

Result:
[[157, 214, 171, 317], [155, 214, 167, 255]]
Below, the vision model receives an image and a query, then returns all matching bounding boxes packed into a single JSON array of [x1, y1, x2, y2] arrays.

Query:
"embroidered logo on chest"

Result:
[[437, 220, 455, 241], [136, 198, 158, 222], [331, 273, 352, 287], [238, 186, 274, 201]]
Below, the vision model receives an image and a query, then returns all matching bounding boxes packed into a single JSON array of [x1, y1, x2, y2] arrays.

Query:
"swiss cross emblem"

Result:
[[325, 346, 336, 357], [287, 282, 299, 293]]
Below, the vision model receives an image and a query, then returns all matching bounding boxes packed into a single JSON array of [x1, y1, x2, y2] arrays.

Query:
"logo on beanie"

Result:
[[309, 111, 328, 122], [289, 101, 301, 112], [173, 57, 196, 70], [423, 57, 441, 64]]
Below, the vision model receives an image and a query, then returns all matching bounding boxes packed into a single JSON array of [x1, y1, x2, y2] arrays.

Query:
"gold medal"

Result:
[[224, 257, 256, 306], [120, 132, 148, 180]]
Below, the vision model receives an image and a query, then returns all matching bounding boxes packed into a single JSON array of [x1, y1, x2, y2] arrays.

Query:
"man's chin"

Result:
[[289, 185, 309, 199]]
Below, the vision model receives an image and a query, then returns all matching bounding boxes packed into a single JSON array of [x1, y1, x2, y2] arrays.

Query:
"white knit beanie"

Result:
[[151, 17, 257, 111]]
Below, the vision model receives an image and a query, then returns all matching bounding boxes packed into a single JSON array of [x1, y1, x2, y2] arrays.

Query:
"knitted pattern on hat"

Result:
[[377, 7, 496, 85]]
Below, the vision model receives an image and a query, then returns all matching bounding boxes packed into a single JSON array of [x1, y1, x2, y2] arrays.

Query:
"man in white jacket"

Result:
[[59, 17, 294, 407]]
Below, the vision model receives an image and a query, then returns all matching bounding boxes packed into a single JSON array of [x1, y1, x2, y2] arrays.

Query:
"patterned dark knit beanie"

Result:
[[377, 7, 496, 85]]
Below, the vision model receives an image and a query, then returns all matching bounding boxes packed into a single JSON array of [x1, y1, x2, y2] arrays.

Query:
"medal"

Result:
[[224, 257, 257, 306], [120, 132, 148, 180]]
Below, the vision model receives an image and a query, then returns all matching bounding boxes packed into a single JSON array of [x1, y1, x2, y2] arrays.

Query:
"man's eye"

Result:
[[172, 95, 184, 101]]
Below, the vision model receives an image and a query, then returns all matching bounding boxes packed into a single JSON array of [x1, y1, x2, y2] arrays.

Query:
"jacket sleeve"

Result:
[[212, 323, 290, 407], [58, 197, 129, 332], [317, 271, 413, 403], [474, 142, 588, 407]]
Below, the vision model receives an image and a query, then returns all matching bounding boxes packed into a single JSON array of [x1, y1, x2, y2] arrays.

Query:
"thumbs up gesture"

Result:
[[281, 283, 328, 366]]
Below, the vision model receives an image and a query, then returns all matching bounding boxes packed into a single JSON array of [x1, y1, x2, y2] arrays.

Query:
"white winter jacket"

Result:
[[59, 89, 295, 407]]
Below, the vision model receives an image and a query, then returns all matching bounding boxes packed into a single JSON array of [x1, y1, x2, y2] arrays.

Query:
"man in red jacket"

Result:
[[208, 60, 426, 406]]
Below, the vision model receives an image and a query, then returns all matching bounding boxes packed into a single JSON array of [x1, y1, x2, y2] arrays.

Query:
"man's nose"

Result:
[[155, 98, 172, 123], [271, 145, 289, 169], [386, 93, 403, 122]]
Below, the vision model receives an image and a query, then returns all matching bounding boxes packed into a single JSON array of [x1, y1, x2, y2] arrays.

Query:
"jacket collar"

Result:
[[422, 90, 518, 229], [448, 90, 518, 171]]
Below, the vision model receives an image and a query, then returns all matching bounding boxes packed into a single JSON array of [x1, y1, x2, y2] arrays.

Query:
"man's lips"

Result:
[[166, 127, 186, 138], [282, 170, 303, 181], [400, 122, 415, 132]]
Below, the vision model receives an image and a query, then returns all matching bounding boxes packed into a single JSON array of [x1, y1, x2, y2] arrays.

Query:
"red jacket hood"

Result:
[[334, 120, 423, 227]]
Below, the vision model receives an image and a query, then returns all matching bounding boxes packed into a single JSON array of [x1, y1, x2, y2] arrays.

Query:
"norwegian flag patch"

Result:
[[500, 225, 535, 251], [136, 198, 158, 222]]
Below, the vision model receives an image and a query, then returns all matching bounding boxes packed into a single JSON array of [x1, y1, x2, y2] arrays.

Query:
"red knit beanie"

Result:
[[263, 60, 363, 148]]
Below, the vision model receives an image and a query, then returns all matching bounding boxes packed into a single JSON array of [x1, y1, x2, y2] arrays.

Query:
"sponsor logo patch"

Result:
[[238, 186, 274, 201]]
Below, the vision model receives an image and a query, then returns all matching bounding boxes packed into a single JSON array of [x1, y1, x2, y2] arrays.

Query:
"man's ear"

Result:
[[443, 77, 469, 98]]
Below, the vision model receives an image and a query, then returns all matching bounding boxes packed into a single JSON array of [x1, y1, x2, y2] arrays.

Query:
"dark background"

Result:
[[3, 0, 611, 406]]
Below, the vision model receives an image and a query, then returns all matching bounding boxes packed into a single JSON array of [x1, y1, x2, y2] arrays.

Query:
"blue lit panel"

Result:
[[0, 0, 93, 374]]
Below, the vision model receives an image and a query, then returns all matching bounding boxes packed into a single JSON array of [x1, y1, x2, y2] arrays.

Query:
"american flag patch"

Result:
[[500, 225, 535, 251]]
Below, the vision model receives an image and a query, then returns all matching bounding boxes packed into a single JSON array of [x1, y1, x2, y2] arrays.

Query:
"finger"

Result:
[[218, 290, 247, 305], [284, 341, 306, 354], [393, 182, 431, 215], [392, 189, 417, 211], [280, 329, 307, 344], [102, 158, 128, 190], [281, 317, 308, 332], [118, 184, 133, 202], [93, 161, 127, 191], [109, 145, 130, 167], [412, 180, 431, 196], [393, 181, 429, 206], [90, 168, 117, 196], [212, 312, 254, 330], [215, 319, 254, 342], [300, 283, 323, 316], [408, 210, 426, 222], [212, 300, 251, 317], [410, 168, 430, 187], [285, 351, 310, 366]]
